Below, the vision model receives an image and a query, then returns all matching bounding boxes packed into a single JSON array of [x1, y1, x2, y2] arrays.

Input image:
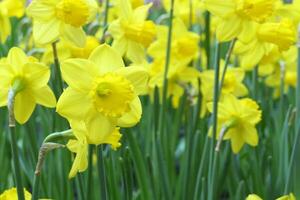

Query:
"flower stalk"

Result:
[[158, 0, 174, 136], [284, 23, 300, 194], [32, 130, 74, 200], [7, 89, 25, 200], [52, 42, 64, 96]]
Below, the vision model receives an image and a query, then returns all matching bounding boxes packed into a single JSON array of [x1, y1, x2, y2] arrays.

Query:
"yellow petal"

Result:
[[246, 194, 263, 200], [33, 19, 60, 45], [69, 120, 89, 142], [119, 0, 133, 19], [230, 130, 245, 154], [56, 87, 93, 120], [61, 58, 98, 91], [0, 89, 8, 106], [61, 24, 86, 47], [67, 139, 78, 153], [85, 112, 116, 145], [88, 44, 125, 73], [23, 62, 50, 89], [26, 0, 55, 20], [112, 37, 128, 58], [132, 3, 152, 22], [241, 43, 265, 70], [126, 41, 145, 63], [7, 47, 28, 72], [0, 63, 14, 89], [216, 16, 242, 42], [203, 0, 235, 17], [117, 97, 142, 127], [68, 141, 88, 178], [116, 66, 149, 95], [32, 86, 56, 107], [102, 128, 122, 150], [14, 90, 36, 124], [242, 123, 259, 146]]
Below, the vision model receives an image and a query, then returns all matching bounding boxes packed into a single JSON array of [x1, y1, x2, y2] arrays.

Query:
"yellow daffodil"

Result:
[[275, 0, 300, 25], [67, 120, 121, 178], [234, 19, 296, 70], [162, 0, 204, 26], [56, 44, 148, 141], [26, 0, 98, 47], [0, 47, 56, 124], [148, 58, 200, 107], [203, 0, 277, 42], [148, 18, 199, 65], [42, 36, 100, 64], [276, 193, 296, 200], [0, 187, 31, 200], [208, 94, 262, 153], [246, 193, 296, 200], [108, 0, 156, 63], [246, 194, 263, 200], [0, 0, 25, 42], [200, 62, 248, 117]]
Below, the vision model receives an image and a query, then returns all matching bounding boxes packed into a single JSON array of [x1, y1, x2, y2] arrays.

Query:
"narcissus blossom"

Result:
[[0, 0, 25, 42], [208, 95, 262, 153], [56, 44, 148, 142], [108, 0, 156, 63], [26, 0, 98, 47], [148, 18, 199, 64], [0, 47, 56, 124], [234, 19, 296, 70], [203, 0, 277, 42], [67, 120, 121, 178], [0, 188, 32, 200]]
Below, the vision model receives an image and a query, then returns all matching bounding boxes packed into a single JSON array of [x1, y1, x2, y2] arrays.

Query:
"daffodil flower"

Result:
[[148, 18, 199, 65], [208, 94, 262, 153], [56, 44, 148, 142], [148, 58, 200, 108], [0, 47, 56, 124], [108, 0, 156, 63], [0, 187, 32, 199], [246, 193, 296, 200], [203, 0, 277, 42], [0, 0, 24, 42], [234, 19, 296, 70], [67, 120, 121, 178], [26, 0, 98, 47]]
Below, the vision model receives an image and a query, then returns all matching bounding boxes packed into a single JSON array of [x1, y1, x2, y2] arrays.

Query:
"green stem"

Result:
[[218, 39, 237, 93], [204, 12, 211, 69], [158, 0, 174, 136], [284, 25, 300, 194], [32, 130, 73, 200], [97, 145, 108, 200], [279, 61, 286, 128], [86, 145, 94, 200], [208, 42, 221, 200], [43, 130, 74, 143], [100, 0, 110, 43], [7, 89, 25, 200], [52, 42, 64, 96]]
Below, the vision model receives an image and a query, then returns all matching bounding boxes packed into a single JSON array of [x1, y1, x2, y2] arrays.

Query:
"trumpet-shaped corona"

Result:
[[91, 73, 135, 117], [55, 0, 89, 27]]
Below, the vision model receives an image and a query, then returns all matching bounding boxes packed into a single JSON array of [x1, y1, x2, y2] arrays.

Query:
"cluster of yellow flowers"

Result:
[[0, 0, 299, 198]]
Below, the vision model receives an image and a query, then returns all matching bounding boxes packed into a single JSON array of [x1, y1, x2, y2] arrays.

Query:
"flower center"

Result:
[[56, 0, 89, 27], [11, 76, 26, 93], [173, 37, 198, 59], [235, 0, 275, 22], [257, 20, 296, 51], [123, 21, 156, 47], [91, 73, 135, 117]]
